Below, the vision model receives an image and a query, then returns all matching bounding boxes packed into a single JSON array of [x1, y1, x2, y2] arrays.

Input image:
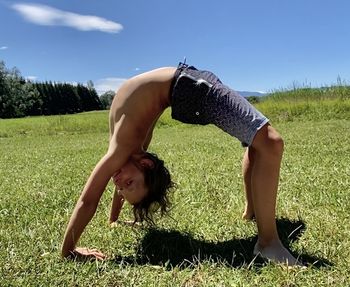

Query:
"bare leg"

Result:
[[242, 147, 255, 220], [250, 124, 300, 266]]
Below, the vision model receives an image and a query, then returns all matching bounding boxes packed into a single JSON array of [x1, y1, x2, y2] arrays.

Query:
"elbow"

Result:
[[79, 196, 99, 211]]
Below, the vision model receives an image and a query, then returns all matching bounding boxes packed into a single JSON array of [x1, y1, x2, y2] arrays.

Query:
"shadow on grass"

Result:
[[112, 218, 332, 269]]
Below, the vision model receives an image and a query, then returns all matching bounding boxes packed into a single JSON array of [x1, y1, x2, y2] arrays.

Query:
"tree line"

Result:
[[0, 60, 113, 119]]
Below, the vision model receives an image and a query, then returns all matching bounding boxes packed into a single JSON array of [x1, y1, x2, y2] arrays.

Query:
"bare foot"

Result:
[[242, 206, 255, 221], [253, 240, 303, 266]]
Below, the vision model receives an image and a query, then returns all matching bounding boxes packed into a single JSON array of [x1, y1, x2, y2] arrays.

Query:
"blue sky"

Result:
[[1, 0, 350, 94]]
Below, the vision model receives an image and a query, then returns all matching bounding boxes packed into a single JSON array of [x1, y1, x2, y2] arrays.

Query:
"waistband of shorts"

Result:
[[176, 62, 189, 75], [169, 62, 191, 97]]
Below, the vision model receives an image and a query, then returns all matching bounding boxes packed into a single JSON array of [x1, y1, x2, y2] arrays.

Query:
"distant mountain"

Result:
[[237, 91, 267, 97]]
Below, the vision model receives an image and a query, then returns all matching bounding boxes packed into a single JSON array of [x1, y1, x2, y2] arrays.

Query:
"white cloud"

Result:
[[25, 76, 38, 81], [0, 46, 8, 50], [12, 3, 123, 33], [94, 77, 127, 95]]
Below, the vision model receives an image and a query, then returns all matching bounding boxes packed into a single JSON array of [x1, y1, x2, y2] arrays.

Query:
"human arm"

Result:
[[142, 121, 156, 151], [109, 190, 143, 227], [61, 116, 145, 258], [61, 152, 125, 258], [109, 189, 125, 223]]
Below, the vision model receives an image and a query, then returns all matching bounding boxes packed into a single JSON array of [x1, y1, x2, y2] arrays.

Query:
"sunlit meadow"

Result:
[[1, 89, 349, 286]]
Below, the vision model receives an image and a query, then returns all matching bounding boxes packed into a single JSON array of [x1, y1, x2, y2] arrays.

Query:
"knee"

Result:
[[252, 125, 284, 157], [268, 133, 284, 157]]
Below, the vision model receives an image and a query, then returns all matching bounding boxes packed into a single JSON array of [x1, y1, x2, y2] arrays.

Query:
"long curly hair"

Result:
[[132, 152, 174, 224]]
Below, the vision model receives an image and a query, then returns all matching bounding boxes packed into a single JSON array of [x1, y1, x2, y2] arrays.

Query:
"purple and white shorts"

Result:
[[170, 63, 269, 147]]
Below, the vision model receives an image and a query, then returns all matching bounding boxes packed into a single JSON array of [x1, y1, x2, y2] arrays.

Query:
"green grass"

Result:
[[256, 85, 350, 122], [0, 111, 110, 138], [1, 104, 350, 286]]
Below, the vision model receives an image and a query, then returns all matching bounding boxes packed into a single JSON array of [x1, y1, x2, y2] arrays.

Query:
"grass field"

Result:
[[1, 97, 350, 286]]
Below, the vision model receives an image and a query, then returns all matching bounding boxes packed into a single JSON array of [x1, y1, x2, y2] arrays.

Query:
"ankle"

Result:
[[256, 237, 281, 249]]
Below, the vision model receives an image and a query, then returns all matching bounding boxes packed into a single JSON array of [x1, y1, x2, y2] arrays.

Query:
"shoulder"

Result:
[[108, 115, 145, 155]]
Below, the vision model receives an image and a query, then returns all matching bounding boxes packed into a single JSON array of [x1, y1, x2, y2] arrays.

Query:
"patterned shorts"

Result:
[[170, 63, 269, 147]]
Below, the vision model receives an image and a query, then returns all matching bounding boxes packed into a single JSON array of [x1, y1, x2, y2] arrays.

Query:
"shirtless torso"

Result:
[[109, 67, 177, 151]]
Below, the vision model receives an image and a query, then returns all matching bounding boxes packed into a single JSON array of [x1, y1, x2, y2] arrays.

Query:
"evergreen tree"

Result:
[[0, 61, 10, 117], [100, 90, 115, 109], [77, 83, 102, 111], [0, 63, 41, 118], [0, 60, 103, 118]]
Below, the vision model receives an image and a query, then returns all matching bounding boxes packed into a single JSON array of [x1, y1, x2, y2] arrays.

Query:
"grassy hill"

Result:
[[256, 85, 350, 122]]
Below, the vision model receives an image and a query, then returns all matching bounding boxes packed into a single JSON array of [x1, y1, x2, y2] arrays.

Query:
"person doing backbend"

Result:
[[62, 62, 300, 266]]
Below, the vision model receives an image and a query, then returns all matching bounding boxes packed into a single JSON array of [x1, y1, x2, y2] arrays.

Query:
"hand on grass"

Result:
[[71, 247, 106, 261], [110, 220, 142, 228]]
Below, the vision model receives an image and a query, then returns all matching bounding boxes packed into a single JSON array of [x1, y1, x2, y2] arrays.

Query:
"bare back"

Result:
[[109, 67, 176, 152]]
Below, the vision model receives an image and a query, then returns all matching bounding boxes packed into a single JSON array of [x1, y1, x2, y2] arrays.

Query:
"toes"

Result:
[[242, 212, 255, 221]]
